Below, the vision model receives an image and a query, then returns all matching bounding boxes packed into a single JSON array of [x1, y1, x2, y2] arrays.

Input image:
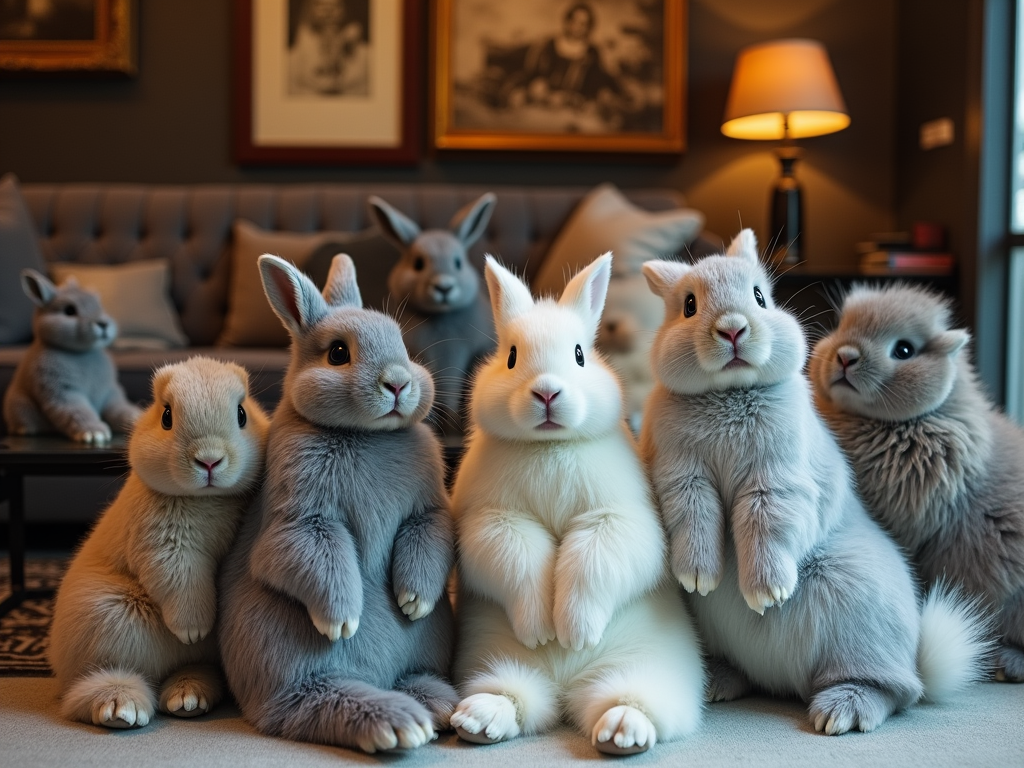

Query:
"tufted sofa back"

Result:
[[19, 183, 686, 346]]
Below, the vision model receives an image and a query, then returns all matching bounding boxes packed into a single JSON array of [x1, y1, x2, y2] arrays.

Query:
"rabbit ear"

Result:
[[726, 228, 759, 263], [450, 192, 496, 247], [484, 255, 534, 329], [368, 195, 421, 248], [933, 329, 969, 357], [20, 269, 57, 307], [322, 253, 363, 308], [258, 254, 327, 335], [559, 252, 611, 336], [642, 259, 690, 298]]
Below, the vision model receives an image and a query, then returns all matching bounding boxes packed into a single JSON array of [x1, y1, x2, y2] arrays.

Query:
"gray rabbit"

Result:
[[217, 253, 457, 753], [811, 283, 1024, 681], [368, 193, 496, 435], [3, 269, 141, 442], [639, 230, 990, 735]]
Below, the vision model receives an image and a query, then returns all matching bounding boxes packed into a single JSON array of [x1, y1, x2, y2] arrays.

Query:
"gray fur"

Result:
[[811, 283, 1024, 680], [640, 230, 988, 735], [218, 254, 457, 753], [368, 194, 497, 435], [3, 269, 141, 442]]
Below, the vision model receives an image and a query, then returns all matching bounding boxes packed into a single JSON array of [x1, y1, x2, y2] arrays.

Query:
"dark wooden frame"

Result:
[[0, 0, 136, 75], [233, 0, 421, 166], [432, 0, 686, 155]]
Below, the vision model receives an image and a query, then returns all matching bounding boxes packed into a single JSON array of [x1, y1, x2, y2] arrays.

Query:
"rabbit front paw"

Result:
[[671, 544, 722, 596], [740, 550, 798, 615], [168, 625, 211, 645], [308, 607, 359, 642], [509, 597, 556, 650], [72, 423, 112, 444], [555, 600, 610, 651], [397, 590, 435, 621]]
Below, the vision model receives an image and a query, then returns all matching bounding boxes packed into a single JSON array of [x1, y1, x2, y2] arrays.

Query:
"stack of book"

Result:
[[856, 232, 955, 276]]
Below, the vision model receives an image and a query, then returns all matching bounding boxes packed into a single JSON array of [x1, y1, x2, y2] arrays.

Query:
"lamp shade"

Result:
[[721, 39, 850, 140]]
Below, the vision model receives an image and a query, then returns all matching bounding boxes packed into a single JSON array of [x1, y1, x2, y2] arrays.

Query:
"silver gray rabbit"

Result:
[[3, 269, 140, 442], [640, 230, 990, 735], [217, 253, 457, 754], [368, 193, 496, 435], [811, 283, 1024, 681]]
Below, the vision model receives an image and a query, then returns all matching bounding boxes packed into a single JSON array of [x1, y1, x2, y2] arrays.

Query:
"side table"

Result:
[[0, 436, 129, 617]]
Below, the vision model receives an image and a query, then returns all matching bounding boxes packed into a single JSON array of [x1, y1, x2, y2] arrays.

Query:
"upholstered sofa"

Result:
[[0, 177, 718, 426]]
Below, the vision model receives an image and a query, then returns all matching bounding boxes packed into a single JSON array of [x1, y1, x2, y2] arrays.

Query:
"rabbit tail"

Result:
[[61, 667, 156, 728], [917, 583, 994, 702]]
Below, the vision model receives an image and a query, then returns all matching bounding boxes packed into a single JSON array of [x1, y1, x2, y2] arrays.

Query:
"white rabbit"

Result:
[[449, 253, 704, 756], [640, 230, 991, 735], [49, 356, 269, 728]]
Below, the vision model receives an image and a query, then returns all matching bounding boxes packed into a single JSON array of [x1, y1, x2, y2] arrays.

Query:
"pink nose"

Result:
[[717, 326, 747, 344], [385, 382, 407, 398], [532, 389, 560, 406], [196, 457, 222, 472], [837, 351, 859, 368]]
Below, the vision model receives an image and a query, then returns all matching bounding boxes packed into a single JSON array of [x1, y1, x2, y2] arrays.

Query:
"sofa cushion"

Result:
[[218, 220, 398, 347], [49, 259, 189, 350], [0, 174, 49, 344], [532, 183, 705, 297]]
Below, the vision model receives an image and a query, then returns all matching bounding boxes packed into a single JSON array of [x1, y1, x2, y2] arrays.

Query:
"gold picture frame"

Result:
[[0, 0, 136, 75], [432, 0, 686, 154]]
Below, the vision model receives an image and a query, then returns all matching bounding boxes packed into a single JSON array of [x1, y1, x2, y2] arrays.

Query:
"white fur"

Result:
[[451, 254, 705, 753], [917, 585, 993, 702], [49, 357, 269, 728]]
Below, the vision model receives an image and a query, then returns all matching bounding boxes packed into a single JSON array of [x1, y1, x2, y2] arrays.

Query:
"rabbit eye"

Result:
[[754, 286, 766, 308], [454, 257, 463, 270], [575, 344, 584, 367], [414, 256, 425, 271], [328, 341, 351, 366], [684, 294, 697, 318], [161, 405, 172, 431], [892, 340, 916, 360], [237, 404, 247, 428], [63, 304, 78, 316], [507, 345, 517, 369]]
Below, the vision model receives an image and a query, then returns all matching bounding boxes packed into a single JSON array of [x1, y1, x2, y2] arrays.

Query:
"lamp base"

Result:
[[769, 147, 803, 266]]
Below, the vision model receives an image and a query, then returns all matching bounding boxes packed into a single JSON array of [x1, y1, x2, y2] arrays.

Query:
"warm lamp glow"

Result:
[[721, 39, 849, 140]]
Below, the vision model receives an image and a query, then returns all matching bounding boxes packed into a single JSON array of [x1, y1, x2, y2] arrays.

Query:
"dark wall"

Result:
[[0, 0, 896, 270]]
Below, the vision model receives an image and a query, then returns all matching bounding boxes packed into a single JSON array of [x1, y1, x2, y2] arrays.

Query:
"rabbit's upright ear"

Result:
[[258, 254, 327, 335], [322, 253, 362, 308], [368, 195, 421, 249], [484, 255, 534, 329], [725, 228, 759, 263], [20, 269, 57, 307], [642, 259, 691, 317], [450, 192, 496, 248], [559, 252, 611, 337]]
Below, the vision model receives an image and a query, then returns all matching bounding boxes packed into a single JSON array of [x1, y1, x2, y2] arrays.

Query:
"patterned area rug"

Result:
[[0, 557, 65, 677]]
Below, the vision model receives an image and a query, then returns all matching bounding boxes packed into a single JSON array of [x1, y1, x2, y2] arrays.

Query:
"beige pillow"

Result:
[[219, 220, 397, 347], [533, 183, 705, 297], [50, 259, 189, 350]]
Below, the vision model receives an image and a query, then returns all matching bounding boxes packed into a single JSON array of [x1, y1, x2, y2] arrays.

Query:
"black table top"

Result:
[[0, 435, 129, 471]]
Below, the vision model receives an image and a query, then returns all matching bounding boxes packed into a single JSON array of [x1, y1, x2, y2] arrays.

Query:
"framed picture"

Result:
[[432, 0, 686, 154], [234, 0, 421, 166], [0, 0, 136, 74]]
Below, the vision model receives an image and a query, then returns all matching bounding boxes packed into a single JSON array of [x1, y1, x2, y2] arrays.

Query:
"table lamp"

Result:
[[721, 39, 850, 264]]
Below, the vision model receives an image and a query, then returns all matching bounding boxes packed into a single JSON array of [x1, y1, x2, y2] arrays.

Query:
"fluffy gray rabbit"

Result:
[[3, 269, 141, 442], [640, 230, 991, 735], [810, 283, 1024, 681], [50, 356, 269, 728], [218, 253, 457, 754], [368, 193, 497, 435]]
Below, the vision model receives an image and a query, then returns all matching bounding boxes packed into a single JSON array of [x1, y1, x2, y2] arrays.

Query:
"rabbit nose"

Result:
[[384, 381, 408, 398], [435, 284, 452, 296], [96, 320, 108, 330], [837, 346, 860, 368], [195, 456, 223, 472], [716, 324, 748, 344], [532, 389, 560, 406]]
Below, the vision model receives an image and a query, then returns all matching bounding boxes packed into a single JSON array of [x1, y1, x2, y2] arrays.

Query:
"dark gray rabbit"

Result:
[[217, 253, 457, 753], [3, 269, 140, 442], [811, 283, 1024, 681], [640, 230, 990, 735], [368, 193, 496, 435]]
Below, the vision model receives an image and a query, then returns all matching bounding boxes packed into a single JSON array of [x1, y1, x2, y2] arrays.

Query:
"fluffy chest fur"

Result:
[[267, 420, 436, 573], [21, 345, 115, 400]]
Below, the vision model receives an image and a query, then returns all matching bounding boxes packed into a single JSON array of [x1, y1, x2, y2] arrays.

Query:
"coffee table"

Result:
[[0, 436, 129, 617]]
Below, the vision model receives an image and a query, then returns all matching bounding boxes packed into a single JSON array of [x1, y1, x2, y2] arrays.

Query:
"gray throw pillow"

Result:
[[0, 173, 48, 344]]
